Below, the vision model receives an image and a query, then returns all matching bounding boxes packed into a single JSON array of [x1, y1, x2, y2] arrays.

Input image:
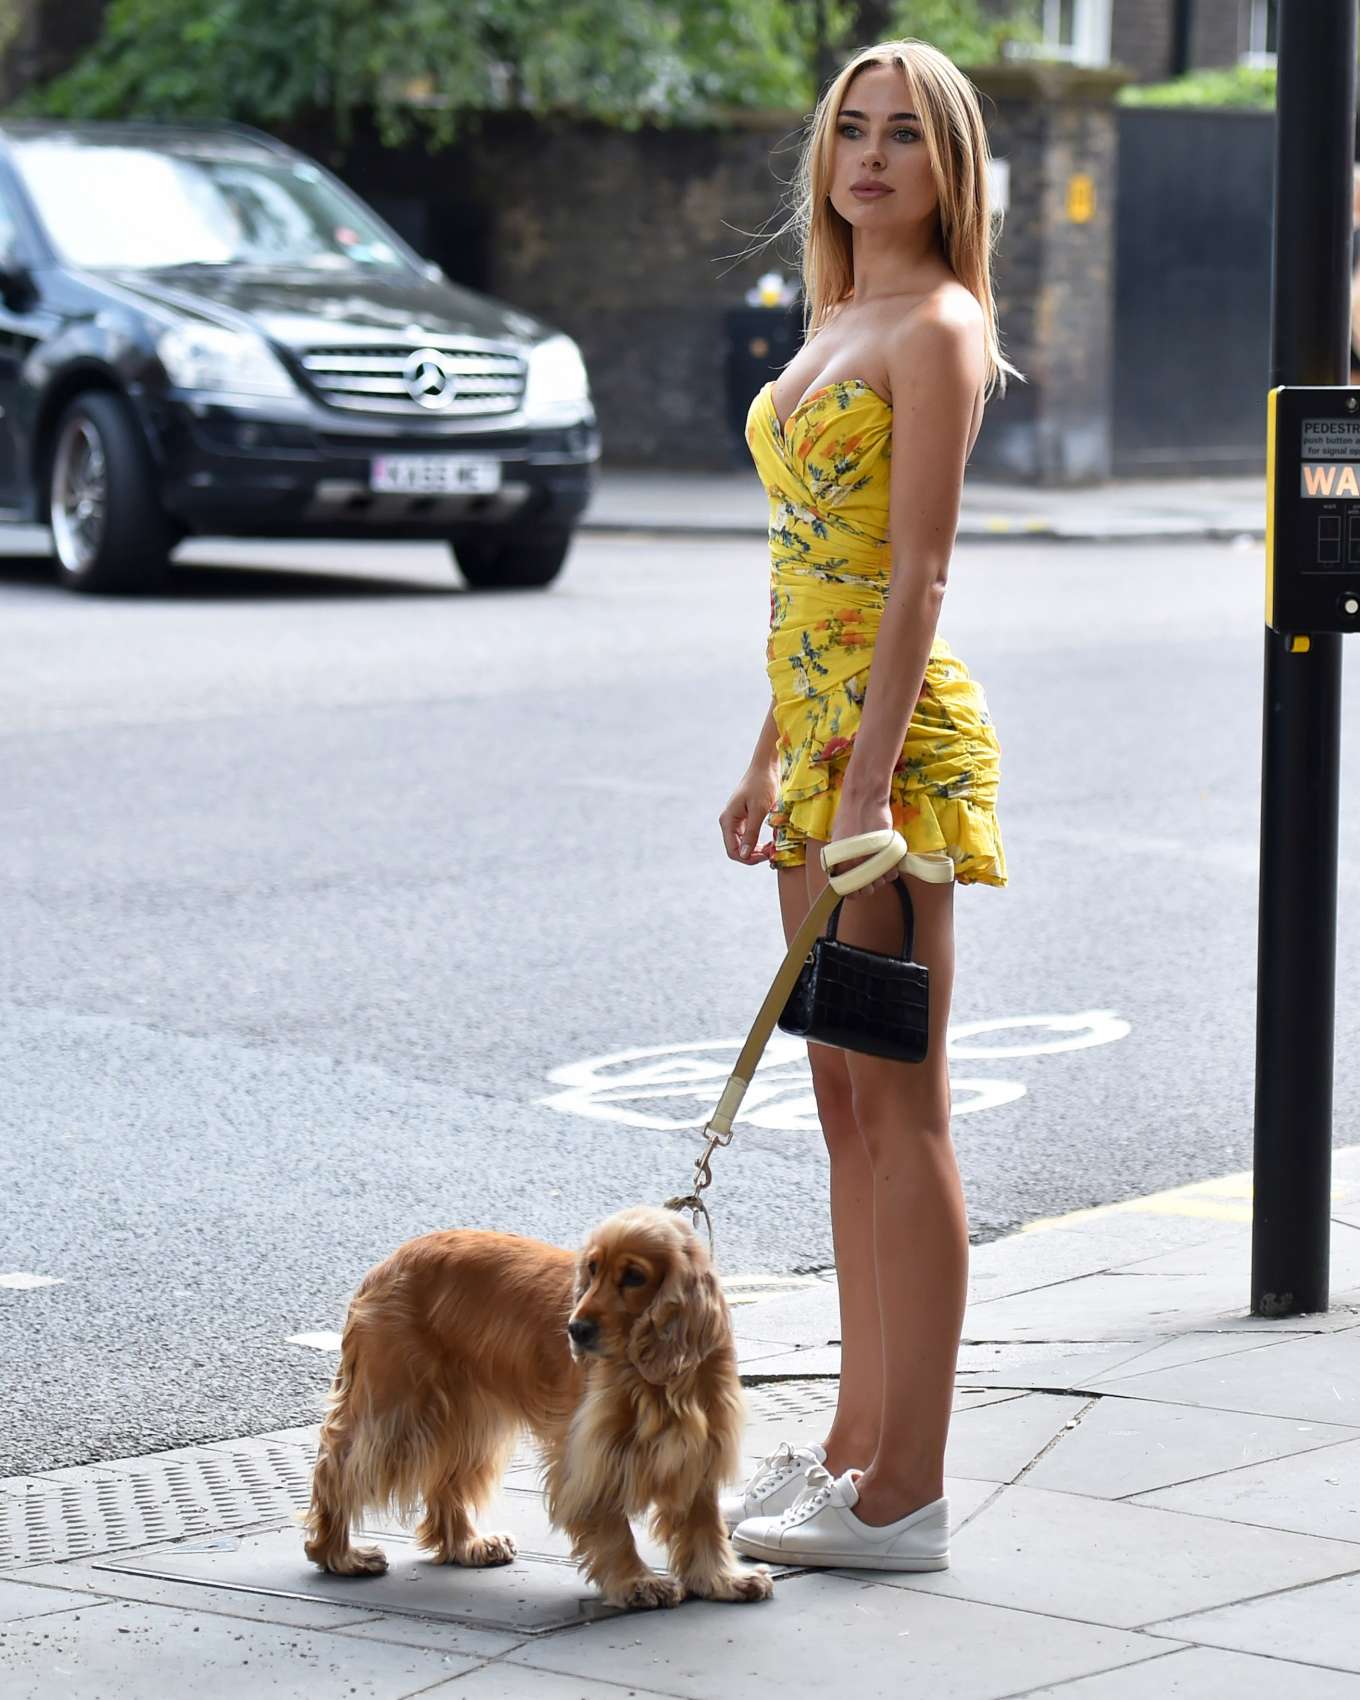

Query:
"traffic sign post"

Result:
[[1253, 0, 1357, 1316]]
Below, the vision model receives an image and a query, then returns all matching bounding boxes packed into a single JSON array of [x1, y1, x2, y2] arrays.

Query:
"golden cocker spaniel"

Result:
[[302, 1205, 773, 1609]]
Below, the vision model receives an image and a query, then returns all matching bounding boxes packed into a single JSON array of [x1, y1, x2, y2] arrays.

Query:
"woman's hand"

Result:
[[719, 764, 778, 865], [827, 789, 897, 898]]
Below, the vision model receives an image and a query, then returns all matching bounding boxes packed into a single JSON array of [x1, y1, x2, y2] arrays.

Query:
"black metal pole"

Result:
[[1252, 0, 1354, 1316], [1170, 0, 1193, 78]]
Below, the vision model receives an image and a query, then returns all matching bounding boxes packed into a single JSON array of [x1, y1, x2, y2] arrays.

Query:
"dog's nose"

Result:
[[568, 1318, 598, 1348]]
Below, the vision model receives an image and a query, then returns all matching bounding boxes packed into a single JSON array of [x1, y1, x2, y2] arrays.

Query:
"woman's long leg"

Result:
[[776, 862, 881, 1472], [829, 866, 966, 1522]]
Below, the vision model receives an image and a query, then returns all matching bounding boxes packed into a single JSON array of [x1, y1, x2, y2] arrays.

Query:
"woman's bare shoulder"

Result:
[[897, 278, 983, 341]]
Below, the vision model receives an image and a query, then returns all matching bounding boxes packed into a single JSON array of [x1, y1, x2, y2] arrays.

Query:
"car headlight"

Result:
[[157, 325, 299, 400], [520, 334, 591, 425]]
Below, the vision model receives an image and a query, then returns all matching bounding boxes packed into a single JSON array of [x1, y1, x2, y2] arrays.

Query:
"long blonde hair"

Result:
[[786, 39, 1022, 400]]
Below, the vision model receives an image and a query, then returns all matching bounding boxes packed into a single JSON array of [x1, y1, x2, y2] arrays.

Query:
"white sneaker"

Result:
[[719, 1441, 827, 1533], [732, 1464, 949, 1571]]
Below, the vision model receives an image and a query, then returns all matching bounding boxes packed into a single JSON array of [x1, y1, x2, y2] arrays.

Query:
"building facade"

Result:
[[999, 0, 1276, 81]]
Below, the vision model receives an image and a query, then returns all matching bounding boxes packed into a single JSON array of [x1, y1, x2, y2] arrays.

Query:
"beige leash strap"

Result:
[[665, 830, 953, 1237]]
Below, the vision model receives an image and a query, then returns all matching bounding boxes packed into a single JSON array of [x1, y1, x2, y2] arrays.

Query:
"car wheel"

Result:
[[49, 392, 175, 594], [449, 524, 573, 590]]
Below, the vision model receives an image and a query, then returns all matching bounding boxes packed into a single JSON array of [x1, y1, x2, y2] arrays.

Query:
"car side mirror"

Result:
[[0, 229, 33, 306]]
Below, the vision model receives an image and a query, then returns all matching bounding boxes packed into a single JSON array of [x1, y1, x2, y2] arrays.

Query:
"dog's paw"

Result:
[[464, 1531, 517, 1567], [691, 1565, 775, 1602], [611, 1573, 684, 1611], [311, 1542, 388, 1578]]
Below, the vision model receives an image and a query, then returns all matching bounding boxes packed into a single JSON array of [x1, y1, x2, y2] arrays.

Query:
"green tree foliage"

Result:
[[23, 0, 1041, 148]]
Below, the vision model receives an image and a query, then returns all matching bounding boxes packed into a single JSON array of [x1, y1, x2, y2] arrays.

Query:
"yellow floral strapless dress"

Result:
[[745, 377, 1006, 886]]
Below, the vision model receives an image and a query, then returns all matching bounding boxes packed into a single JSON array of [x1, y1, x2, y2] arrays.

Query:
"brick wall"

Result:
[[1111, 0, 1174, 81], [1191, 0, 1246, 68], [968, 64, 1125, 482]]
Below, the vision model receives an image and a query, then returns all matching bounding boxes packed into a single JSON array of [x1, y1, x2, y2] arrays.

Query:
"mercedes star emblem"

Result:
[[403, 348, 458, 409]]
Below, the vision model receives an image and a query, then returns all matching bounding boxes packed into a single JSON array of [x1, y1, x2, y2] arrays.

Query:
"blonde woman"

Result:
[[717, 39, 1019, 1569]]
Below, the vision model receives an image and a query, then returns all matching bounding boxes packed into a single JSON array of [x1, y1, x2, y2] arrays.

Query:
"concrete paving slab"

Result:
[[732, 1334, 802, 1369], [202, 1431, 318, 1461], [1147, 1571, 1360, 1674], [1105, 1330, 1360, 1424], [967, 1220, 1242, 1305], [0, 1598, 478, 1700], [430, 1666, 679, 1699], [1130, 1435, 1360, 1540], [1022, 1397, 1358, 1500], [944, 1393, 1089, 1484], [723, 1282, 839, 1345], [326, 1612, 527, 1659], [1090, 1331, 1299, 1385], [0, 1578, 99, 1625], [241, 1426, 322, 1450], [874, 1484, 1360, 1628], [1020, 1644, 1360, 1699], [954, 1340, 1155, 1390], [97, 1525, 628, 1635], [1201, 1305, 1360, 1334], [965, 1272, 1248, 1343], [1123, 1223, 1360, 1288], [9, 1557, 391, 1632], [502, 1571, 1168, 1700], [739, 1345, 842, 1376]]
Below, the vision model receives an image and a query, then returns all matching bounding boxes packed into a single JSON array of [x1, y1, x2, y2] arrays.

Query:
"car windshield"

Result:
[[9, 136, 411, 273]]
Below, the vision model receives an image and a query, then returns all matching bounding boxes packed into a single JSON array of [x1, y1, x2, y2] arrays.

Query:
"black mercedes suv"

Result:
[[0, 120, 601, 592]]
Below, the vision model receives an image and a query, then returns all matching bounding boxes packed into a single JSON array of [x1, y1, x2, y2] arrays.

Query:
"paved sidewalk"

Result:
[[2, 1151, 1357, 1699], [581, 467, 1267, 544]]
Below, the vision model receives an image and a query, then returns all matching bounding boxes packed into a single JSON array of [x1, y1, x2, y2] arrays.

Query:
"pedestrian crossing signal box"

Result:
[[1267, 385, 1360, 635]]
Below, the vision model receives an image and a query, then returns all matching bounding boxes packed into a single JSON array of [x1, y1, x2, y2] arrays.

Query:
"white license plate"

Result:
[[370, 455, 502, 494]]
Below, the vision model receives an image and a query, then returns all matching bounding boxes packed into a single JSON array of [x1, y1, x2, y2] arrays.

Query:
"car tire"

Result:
[[448, 523, 573, 590], [48, 392, 176, 594]]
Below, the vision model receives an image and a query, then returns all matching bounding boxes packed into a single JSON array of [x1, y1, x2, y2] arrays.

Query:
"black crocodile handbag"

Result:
[[776, 878, 929, 1062]]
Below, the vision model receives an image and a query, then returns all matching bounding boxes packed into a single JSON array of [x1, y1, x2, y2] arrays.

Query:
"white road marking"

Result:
[[948, 1010, 1132, 1058], [540, 1011, 1128, 1132], [286, 1332, 342, 1351], [0, 1272, 65, 1290]]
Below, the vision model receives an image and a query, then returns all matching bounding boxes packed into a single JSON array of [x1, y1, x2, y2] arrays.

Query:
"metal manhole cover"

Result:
[[0, 1383, 838, 1570], [0, 1443, 313, 1569]]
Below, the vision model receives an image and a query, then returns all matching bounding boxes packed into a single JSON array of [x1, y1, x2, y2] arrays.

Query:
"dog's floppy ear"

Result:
[[627, 1231, 728, 1386]]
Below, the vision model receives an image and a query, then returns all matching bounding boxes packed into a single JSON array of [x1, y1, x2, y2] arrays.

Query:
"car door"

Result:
[[0, 180, 47, 512]]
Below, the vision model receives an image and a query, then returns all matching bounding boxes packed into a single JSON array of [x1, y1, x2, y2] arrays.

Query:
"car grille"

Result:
[[297, 342, 527, 417]]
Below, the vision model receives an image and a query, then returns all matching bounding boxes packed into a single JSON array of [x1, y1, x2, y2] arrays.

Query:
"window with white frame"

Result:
[[1044, 0, 1112, 65], [1006, 0, 1112, 67], [1241, 0, 1278, 68]]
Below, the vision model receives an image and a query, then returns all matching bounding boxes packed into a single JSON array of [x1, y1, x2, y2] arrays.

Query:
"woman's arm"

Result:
[[748, 702, 779, 771], [836, 302, 986, 889], [717, 703, 780, 865]]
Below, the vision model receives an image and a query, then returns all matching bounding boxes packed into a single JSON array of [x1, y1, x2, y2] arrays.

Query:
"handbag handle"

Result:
[[824, 877, 915, 959], [819, 828, 909, 892], [666, 829, 955, 1229], [700, 831, 950, 1141]]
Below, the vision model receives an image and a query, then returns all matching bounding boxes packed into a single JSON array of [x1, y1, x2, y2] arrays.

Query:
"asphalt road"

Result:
[[2, 524, 1359, 1475]]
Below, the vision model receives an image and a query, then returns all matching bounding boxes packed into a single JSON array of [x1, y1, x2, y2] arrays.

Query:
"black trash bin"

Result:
[[724, 301, 805, 462]]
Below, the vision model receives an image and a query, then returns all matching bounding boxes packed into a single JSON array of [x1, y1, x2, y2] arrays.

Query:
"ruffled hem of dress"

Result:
[[771, 786, 1007, 888]]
